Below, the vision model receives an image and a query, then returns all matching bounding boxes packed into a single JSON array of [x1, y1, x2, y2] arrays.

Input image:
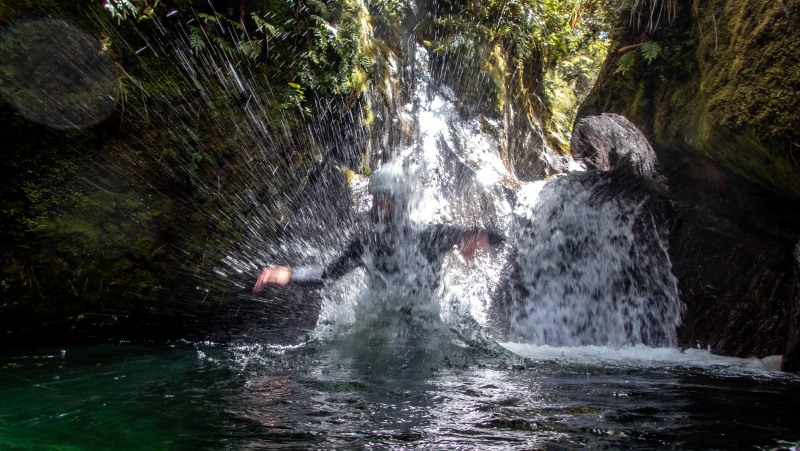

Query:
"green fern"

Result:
[[104, 0, 139, 24], [197, 13, 218, 24], [197, 12, 244, 30], [615, 51, 637, 75], [251, 13, 277, 36], [639, 40, 662, 64], [237, 39, 262, 59], [188, 26, 206, 53], [212, 35, 236, 56]]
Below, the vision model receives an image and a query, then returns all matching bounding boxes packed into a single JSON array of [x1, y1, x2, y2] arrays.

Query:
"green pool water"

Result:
[[1, 340, 798, 450]]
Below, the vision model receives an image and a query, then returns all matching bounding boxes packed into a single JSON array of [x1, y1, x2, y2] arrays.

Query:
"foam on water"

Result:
[[501, 342, 789, 377]]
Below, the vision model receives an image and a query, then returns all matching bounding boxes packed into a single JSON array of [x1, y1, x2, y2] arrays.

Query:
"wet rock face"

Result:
[[567, 113, 800, 369], [504, 107, 573, 180], [570, 113, 663, 184], [569, 0, 800, 367], [779, 241, 800, 371], [656, 147, 800, 367]]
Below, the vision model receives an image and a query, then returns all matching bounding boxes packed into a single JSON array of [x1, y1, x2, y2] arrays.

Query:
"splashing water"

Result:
[[200, 39, 683, 354], [508, 173, 683, 347], [5, 9, 797, 451], [311, 44, 683, 352], [312, 45, 515, 356]]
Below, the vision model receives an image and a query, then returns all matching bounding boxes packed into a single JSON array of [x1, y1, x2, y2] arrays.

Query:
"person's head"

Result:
[[368, 161, 409, 225]]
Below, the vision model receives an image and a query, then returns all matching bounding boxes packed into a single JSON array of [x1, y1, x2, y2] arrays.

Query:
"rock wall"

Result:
[[579, 0, 800, 368], [581, 0, 800, 198], [786, 242, 800, 371]]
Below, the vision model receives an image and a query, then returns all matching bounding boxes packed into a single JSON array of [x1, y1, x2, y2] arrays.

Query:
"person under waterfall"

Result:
[[251, 161, 504, 322]]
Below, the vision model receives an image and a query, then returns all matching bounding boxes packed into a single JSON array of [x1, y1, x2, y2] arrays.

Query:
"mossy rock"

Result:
[[581, 0, 800, 198]]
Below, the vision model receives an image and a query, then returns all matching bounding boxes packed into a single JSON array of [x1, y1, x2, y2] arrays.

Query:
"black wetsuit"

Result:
[[291, 224, 504, 287]]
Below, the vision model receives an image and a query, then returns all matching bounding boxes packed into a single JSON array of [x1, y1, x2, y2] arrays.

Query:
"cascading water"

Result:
[[508, 174, 683, 347], [66, 2, 685, 350], [287, 43, 684, 351], [311, 44, 517, 353], [60, 6, 685, 351]]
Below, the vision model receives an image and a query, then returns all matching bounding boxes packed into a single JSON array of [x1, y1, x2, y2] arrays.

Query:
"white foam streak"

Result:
[[502, 343, 787, 375]]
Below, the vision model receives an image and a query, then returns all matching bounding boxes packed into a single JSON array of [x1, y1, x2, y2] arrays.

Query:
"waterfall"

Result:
[[0, 7, 683, 349], [315, 45, 683, 349], [315, 45, 516, 341], [184, 29, 684, 349], [507, 173, 683, 347]]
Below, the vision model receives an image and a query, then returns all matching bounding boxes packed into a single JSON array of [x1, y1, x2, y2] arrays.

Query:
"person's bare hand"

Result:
[[457, 233, 490, 260], [253, 266, 292, 292]]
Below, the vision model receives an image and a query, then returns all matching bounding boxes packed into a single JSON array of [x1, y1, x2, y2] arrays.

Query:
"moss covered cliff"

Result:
[[0, 0, 383, 341], [581, 0, 800, 198], [580, 0, 800, 367]]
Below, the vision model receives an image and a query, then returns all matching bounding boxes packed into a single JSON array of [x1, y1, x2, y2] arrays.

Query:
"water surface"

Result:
[[2, 339, 798, 449]]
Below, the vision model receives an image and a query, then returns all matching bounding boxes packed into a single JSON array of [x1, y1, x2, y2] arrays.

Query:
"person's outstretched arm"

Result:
[[252, 239, 365, 293], [253, 265, 327, 292], [455, 228, 505, 260], [253, 266, 292, 291]]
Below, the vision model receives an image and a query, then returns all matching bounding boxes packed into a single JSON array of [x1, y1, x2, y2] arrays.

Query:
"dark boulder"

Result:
[[570, 113, 664, 186], [568, 113, 800, 370], [785, 242, 800, 371], [573, 0, 800, 369]]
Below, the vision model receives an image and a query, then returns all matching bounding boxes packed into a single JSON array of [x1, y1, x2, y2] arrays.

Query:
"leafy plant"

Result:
[[615, 50, 637, 74], [297, 0, 373, 96], [423, 0, 617, 146], [114, 68, 150, 119], [639, 40, 662, 63], [188, 26, 206, 53], [366, 0, 407, 34], [103, 0, 159, 24], [281, 82, 313, 117], [614, 39, 662, 74], [103, 0, 138, 23], [191, 11, 260, 58]]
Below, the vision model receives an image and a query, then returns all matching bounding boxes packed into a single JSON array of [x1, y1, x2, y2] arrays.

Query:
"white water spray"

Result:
[[315, 45, 514, 345], [294, 44, 683, 351], [168, 30, 683, 351], [508, 174, 683, 347]]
